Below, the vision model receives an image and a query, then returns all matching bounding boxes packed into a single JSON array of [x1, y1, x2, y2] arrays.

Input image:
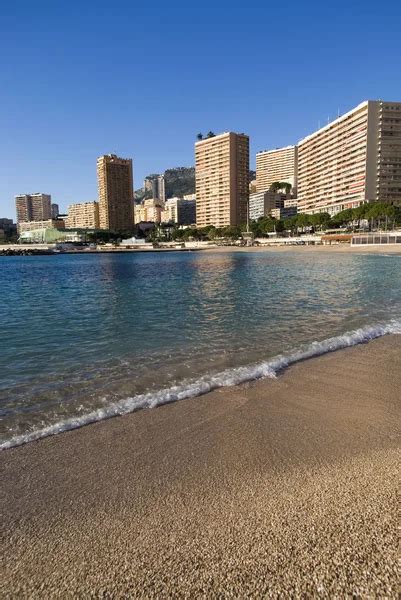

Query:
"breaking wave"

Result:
[[2, 320, 400, 450]]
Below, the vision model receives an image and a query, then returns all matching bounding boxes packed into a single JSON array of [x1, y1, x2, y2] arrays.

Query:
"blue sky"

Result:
[[1, 0, 400, 219]]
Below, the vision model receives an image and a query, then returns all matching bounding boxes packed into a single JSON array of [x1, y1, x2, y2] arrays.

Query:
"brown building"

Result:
[[195, 132, 249, 228], [65, 201, 100, 229], [97, 154, 134, 230], [15, 193, 52, 224]]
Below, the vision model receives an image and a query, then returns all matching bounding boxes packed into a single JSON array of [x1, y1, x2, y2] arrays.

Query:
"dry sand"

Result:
[[1, 336, 400, 597], [204, 243, 401, 254]]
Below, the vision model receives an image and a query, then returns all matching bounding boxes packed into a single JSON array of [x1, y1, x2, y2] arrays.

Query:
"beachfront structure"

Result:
[[297, 100, 401, 214], [161, 197, 196, 225], [256, 146, 298, 193], [97, 154, 134, 230], [249, 191, 290, 221], [65, 201, 100, 229], [18, 219, 65, 234], [195, 132, 249, 228], [15, 193, 52, 224]]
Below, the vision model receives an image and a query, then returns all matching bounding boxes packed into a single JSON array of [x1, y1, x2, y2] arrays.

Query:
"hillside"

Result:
[[135, 167, 195, 201]]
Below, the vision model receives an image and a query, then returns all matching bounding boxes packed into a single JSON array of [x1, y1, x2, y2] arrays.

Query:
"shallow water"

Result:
[[1, 250, 400, 448]]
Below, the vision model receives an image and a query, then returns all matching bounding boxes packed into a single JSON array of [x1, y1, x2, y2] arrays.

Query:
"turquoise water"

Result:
[[1, 250, 400, 447]]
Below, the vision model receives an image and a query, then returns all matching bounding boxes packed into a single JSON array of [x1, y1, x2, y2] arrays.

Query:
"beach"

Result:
[[2, 334, 399, 597]]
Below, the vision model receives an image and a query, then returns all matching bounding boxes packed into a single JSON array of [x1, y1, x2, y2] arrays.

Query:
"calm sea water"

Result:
[[1, 250, 400, 447]]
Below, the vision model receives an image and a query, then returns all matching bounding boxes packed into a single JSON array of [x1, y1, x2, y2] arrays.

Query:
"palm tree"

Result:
[[196, 133, 203, 140], [206, 131, 216, 138]]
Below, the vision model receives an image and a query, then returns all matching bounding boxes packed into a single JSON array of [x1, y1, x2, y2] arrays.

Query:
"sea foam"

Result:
[[1, 319, 400, 450]]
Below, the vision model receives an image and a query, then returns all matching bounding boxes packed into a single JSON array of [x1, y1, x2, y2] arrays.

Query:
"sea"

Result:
[[1, 249, 400, 449]]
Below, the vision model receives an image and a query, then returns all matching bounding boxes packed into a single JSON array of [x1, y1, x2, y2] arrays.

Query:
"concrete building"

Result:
[[161, 197, 196, 225], [195, 132, 249, 228], [134, 199, 164, 223], [297, 100, 401, 214], [271, 205, 297, 220], [249, 191, 289, 221], [15, 193, 52, 224], [65, 201, 100, 229], [97, 154, 134, 230], [51, 203, 59, 219], [256, 146, 298, 193], [143, 174, 166, 202], [18, 219, 65, 233]]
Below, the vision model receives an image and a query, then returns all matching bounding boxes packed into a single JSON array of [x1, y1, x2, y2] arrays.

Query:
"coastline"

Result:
[[2, 335, 400, 596]]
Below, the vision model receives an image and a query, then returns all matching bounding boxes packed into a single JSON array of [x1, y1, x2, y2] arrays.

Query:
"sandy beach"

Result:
[[1, 335, 400, 597], [204, 243, 401, 255]]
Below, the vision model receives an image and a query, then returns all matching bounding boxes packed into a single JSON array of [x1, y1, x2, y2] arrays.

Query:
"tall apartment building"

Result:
[[51, 203, 59, 219], [143, 174, 166, 201], [195, 132, 249, 228], [134, 199, 164, 223], [256, 146, 298, 193], [15, 193, 51, 224], [297, 100, 401, 214], [97, 154, 134, 230], [65, 201, 100, 229]]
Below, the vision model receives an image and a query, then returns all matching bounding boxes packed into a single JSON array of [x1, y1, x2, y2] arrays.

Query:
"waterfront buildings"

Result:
[[97, 154, 134, 230], [18, 219, 65, 233], [195, 132, 249, 228], [65, 201, 100, 229], [297, 100, 401, 214], [15, 193, 52, 224], [256, 146, 298, 193], [249, 191, 289, 221], [161, 197, 196, 225], [134, 199, 164, 223]]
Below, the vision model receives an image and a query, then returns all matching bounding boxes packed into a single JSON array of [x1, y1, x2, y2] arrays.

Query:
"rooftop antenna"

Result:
[[337, 107, 340, 118], [327, 115, 330, 124]]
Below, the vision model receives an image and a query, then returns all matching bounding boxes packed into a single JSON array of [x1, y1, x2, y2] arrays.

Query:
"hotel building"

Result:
[[65, 201, 100, 229], [15, 193, 52, 224], [297, 100, 401, 214], [195, 132, 249, 228], [256, 146, 298, 193], [97, 154, 134, 230]]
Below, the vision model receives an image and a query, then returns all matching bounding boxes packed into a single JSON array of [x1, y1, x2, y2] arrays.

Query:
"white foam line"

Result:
[[2, 320, 400, 450]]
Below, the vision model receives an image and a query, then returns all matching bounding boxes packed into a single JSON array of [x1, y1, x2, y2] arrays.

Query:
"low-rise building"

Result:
[[18, 219, 65, 233], [161, 197, 196, 225], [65, 201, 100, 229], [271, 205, 297, 220], [249, 191, 290, 221], [134, 199, 164, 223]]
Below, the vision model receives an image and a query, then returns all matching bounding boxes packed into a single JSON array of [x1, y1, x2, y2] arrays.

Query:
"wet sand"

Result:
[[1, 336, 400, 597]]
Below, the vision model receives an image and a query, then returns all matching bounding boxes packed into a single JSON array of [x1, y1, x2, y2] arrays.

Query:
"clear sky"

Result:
[[1, 0, 400, 219]]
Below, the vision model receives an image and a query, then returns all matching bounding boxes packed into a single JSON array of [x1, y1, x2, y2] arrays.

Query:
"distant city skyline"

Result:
[[1, 1, 401, 219]]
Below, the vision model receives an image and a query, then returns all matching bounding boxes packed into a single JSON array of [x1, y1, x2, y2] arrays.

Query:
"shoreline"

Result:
[[2, 335, 400, 596]]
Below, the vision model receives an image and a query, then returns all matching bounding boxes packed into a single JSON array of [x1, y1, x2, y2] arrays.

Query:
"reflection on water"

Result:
[[1, 251, 400, 442]]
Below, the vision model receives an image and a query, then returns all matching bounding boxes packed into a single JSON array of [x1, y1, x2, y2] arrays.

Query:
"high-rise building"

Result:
[[256, 146, 298, 193], [65, 201, 100, 229], [97, 154, 134, 230], [134, 199, 164, 223], [157, 174, 166, 202], [15, 193, 51, 224], [51, 203, 59, 219], [297, 100, 401, 214], [195, 132, 249, 228]]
